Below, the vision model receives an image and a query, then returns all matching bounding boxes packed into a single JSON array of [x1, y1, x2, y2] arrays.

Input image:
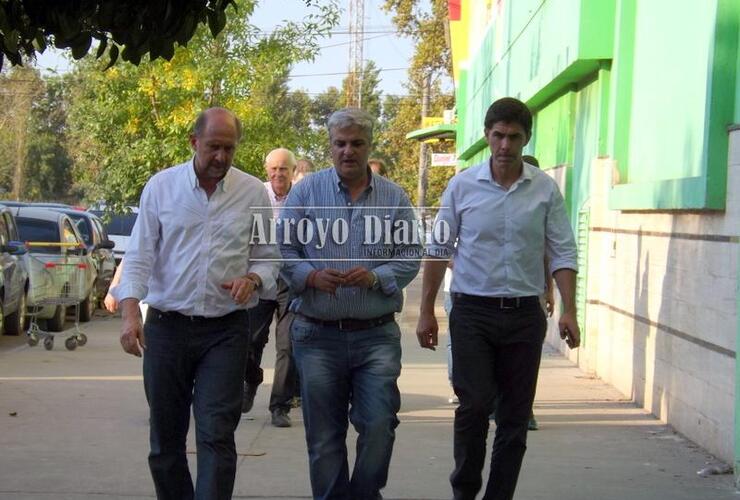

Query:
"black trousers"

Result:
[[449, 295, 546, 500], [243, 278, 297, 412]]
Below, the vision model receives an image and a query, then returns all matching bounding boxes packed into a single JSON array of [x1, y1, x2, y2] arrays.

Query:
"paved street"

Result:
[[0, 276, 735, 499]]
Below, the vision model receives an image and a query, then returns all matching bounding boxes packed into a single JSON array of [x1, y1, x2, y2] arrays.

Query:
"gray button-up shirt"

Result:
[[426, 159, 577, 297]]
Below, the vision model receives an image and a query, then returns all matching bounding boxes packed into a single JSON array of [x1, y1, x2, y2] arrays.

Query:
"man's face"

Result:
[[190, 113, 239, 181], [265, 153, 295, 194], [484, 121, 530, 167], [330, 125, 371, 182]]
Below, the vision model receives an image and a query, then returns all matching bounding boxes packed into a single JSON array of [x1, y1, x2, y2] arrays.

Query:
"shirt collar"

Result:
[[331, 166, 375, 195], [477, 157, 534, 186], [187, 156, 230, 193], [266, 180, 291, 201]]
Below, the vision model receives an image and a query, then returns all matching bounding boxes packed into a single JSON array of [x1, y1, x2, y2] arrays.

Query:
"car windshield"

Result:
[[104, 213, 138, 236], [16, 217, 60, 254], [65, 214, 92, 246]]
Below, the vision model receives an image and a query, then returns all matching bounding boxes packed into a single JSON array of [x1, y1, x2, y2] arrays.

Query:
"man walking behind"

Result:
[[416, 97, 580, 500], [116, 107, 281, 500], [242, 147, 299, 428], [280, 108, 422, 500]]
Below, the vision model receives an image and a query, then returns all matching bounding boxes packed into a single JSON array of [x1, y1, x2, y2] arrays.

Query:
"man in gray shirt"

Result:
[[417, 97, 580, 500]]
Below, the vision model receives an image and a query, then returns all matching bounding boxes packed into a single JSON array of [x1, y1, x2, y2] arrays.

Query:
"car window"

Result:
[[4, 213, 19, 240], [0, 217, 8, 246], [92, 218, 108, 241], [66, 213, 93, 246], [105, 213, 138, 236], [16, 217, 61, 254], [62, 219, 79, 247]]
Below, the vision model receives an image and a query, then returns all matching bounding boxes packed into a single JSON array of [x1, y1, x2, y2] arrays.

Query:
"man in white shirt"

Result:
[[116, 107, 281, 500], [242, 148, 298, 428]]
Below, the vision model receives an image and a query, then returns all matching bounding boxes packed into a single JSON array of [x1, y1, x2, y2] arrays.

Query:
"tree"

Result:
[[0, 0, 319, 70], [65, 0, 339, 210], [381, 0, 454, 206]]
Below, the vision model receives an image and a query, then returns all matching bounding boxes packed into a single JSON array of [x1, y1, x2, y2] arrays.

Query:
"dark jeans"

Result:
[[449, 296, 546, 500], [244, 279, 297, 412], [143, 308, 249, 500], [291, 316, 402, 500]]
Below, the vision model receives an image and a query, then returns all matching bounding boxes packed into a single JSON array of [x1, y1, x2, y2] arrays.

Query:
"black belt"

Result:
[[452, 293, 539, 310], [149, 307, 245, 323], [299, 313, 395, 332]]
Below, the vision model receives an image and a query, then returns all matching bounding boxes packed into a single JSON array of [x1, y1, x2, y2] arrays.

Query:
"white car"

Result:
[[14, 207, 98, 331]]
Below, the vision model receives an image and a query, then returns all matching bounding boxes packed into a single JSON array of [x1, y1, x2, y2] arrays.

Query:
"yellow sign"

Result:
[[422, 117, 444, 128]]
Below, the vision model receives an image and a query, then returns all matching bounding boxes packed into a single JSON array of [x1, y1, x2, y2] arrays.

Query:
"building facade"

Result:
[[445, 0, 740, 477]]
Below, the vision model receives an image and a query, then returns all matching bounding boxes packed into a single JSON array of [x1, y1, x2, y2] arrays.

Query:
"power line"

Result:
[[288, 67, 408, 78]]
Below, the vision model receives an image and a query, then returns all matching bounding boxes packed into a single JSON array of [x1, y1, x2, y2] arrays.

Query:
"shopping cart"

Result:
[[24, 242, 90, 351]]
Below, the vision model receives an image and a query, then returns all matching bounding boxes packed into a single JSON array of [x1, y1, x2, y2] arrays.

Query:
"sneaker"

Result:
[[271, 408, 292, 428], [242, 383, 258, 414], [448, 394, 459, 404], [528, 414, 539, 431]]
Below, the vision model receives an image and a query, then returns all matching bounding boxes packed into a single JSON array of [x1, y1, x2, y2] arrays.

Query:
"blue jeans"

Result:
[[143, 308, 249, 500], [291, 316, 402, 500]]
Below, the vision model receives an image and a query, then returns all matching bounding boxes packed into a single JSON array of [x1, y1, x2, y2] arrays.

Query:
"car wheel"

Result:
[[47, 305, 66, 332], [79, 292, 94, 323], [5, 291, 27, 336]]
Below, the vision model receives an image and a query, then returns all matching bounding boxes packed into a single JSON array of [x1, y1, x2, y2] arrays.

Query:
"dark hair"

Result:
[[522, 155, 540, 168], [483, 97, 532, 137], [193, 107, 243, 141]]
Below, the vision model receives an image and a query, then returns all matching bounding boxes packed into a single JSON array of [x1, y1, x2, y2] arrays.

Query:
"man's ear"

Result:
[[189, 134, 197, 150]]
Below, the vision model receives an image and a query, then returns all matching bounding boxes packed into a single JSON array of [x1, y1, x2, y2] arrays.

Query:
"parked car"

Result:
[[44, 207, 116, 308], [0, 205, 29, 336], [91, 208, 138, 265], [14, 207, 97, 330]]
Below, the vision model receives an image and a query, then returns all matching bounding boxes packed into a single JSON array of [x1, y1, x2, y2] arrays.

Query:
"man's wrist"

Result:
[[245, 273, 262, 289], [369, 271, 380, 290]]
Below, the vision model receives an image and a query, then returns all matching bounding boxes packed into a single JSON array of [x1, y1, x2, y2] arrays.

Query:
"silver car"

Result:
[[14, 207, 97, 332]]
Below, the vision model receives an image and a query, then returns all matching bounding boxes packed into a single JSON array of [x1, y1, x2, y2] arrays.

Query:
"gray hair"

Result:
[[327, 108, 374, 143]]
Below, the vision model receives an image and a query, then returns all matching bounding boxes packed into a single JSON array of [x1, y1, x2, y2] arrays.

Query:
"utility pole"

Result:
[[347, 0, 364, 108], [417, 73, 431, 222]]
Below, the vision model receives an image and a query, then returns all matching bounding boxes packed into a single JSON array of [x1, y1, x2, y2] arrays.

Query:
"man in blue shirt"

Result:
[[280, 108, 422, 500], [417, 97, 580, 500]]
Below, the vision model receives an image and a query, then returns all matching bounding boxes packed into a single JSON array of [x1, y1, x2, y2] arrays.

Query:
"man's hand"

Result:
[[119, 299, 145, 357], [558, 310, 580, 349], [415, 311, 439, 350], [310, 268, 345, 294], [221, 274, 259, 304], [544, 290, 554, 317], [104, 292, 118, 313], [342, 266, 374, 288]]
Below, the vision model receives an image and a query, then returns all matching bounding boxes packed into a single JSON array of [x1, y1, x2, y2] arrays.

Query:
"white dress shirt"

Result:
[[426, 159, 577, 297], [263, 181, 290, 219], [115, 160, 281, 317]]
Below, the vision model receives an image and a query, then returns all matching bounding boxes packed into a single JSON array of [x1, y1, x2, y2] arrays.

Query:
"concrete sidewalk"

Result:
[[0, 279, 735, 499]]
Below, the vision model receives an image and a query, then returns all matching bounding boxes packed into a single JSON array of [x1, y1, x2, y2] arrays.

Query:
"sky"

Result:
[[34, 0, 416, 98]]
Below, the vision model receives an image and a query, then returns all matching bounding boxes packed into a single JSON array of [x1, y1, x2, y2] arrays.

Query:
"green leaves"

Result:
[[0, 0, 243, 69]]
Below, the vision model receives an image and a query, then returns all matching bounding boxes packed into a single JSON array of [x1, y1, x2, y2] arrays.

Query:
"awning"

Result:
[[405, 124, 457, 142]]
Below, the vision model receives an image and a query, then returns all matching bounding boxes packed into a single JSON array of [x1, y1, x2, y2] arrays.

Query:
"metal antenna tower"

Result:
[[347, 0, 365, 108]]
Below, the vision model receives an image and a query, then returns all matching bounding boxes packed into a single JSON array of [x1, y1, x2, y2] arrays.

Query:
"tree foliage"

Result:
[[0, 0, 319, 71], [381, 0, 455, 205], [65, 0, 339, 211]]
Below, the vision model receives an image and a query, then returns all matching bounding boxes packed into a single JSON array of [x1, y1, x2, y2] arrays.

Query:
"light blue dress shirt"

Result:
[[115, 160, 282, 317], [279, 167, 422, 320], [426, 159, 577, 297]]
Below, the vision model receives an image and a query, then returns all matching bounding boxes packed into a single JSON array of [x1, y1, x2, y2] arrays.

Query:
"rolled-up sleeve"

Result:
[[371, 193, 422, 294], [114, 180, 159, 302], [545, 186, 578, 274], [424, 182, 459, 260], [279, 184, 315, 294]]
